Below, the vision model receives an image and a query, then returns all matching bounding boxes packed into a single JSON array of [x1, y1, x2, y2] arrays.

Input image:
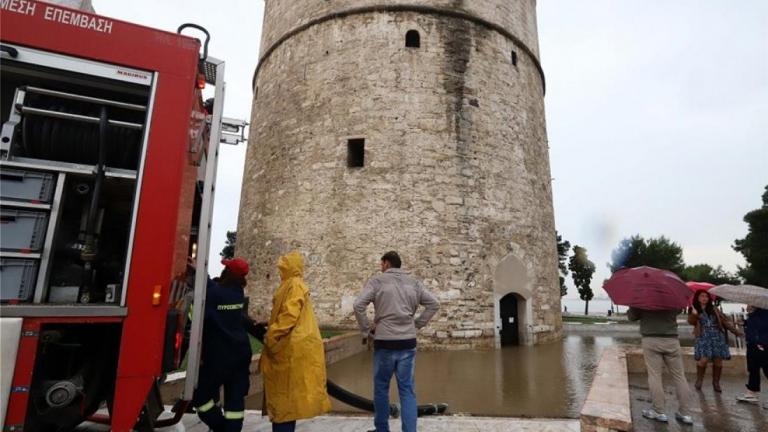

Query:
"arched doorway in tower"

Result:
[[493, 254, 532, 346], [499, 293, 521, 346]]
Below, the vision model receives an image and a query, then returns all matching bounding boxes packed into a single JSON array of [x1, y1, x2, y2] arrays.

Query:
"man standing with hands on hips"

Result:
[[354, 251, 440, 432]]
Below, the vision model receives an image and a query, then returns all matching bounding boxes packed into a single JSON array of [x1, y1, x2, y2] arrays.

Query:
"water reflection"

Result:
[[246, 335, 694, 417]]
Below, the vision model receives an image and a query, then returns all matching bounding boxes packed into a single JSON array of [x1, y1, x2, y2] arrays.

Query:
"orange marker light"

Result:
[[196, 73, 206, 89], [152, 285, 162, 306]]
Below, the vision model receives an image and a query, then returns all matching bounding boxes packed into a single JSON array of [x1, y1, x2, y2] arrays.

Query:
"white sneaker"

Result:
[[736, 392, 760, 404], [642, 409, 668, 422], [675, 413, 693, 425]]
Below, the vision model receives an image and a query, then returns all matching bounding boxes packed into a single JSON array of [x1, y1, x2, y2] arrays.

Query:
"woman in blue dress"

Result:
[[688, 289, 742, 392]]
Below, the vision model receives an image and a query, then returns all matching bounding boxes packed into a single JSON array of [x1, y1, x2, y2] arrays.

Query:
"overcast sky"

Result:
[[539, 1, 767, 297], [97, 1, 767, 296]]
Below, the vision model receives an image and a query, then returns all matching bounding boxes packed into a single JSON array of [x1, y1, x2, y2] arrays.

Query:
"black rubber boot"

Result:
[[695, 364, 706, 390], [712, 365, 723, 393]]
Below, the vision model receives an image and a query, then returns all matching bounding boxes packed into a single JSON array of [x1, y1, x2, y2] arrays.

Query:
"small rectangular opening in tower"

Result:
[[347, 138, 365, 168]]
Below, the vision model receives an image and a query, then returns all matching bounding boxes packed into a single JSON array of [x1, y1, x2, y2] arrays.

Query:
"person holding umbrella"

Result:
[[688, 289, 742, 392], [605, 267, 694, 425], [736, 305, 768, 405], [627, 307, 693, 424], [706, 284, 768, 405]]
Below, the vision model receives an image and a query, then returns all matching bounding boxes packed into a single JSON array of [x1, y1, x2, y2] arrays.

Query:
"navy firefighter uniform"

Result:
[[192, 258, 258, 432]]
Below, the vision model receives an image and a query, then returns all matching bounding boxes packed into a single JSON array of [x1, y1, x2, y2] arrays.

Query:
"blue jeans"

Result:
[[373, 348, 417, 432]]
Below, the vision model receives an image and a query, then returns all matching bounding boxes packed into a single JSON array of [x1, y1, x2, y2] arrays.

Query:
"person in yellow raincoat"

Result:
[[259, 251, 331, 431]]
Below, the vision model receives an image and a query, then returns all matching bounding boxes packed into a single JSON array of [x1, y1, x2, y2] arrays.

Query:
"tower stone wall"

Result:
[[238, 0, 561, 348]]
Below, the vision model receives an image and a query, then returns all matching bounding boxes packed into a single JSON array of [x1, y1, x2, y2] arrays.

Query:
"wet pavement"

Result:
[[247, 334, 656, 417], [629, 373, 766, 432], [81, 413, 579, 432]]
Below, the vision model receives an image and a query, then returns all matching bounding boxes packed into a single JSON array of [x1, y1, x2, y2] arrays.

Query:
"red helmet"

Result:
[[221, 258, 249, 277]]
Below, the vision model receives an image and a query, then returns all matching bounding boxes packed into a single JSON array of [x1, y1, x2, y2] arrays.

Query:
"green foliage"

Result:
[[556, 231, 571, 297], [569, 245, 596, 314], [733, 185, 768, 287], [220, 230, 237, 259], [680, 263, 741, 285], [609, 235, 685, 275]]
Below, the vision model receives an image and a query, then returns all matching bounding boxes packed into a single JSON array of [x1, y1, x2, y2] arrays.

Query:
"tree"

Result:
[[569, 245, 596, 315], [220, 230, 237, 259], [609, 235, 685, 276], [734, 185, 768, 287], [556, 231, 571, 297], [680, 264, 741, 285]]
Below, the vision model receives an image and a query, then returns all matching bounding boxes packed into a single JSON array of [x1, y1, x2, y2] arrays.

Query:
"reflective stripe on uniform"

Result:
[[217, 303, 244, 311], [197, 399, 216, 412], [224, 410, 245, 420]]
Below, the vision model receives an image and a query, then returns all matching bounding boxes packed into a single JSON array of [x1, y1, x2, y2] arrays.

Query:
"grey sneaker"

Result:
[[642, 409, 668, 422], [675, 413, 693, 425]]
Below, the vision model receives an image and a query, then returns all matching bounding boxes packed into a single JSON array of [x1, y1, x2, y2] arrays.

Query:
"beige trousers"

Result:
[[642, 337, 692, 416]]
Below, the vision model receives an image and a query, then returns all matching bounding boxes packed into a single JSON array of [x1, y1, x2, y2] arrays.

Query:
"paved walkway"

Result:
[[183, 413, 579, 432], [81, 412, 579, 432], [629, 373, 767, 432]]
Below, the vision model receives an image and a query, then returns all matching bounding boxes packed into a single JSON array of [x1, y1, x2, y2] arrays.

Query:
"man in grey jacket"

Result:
[[354, 251, 439, 432], [627, 307, 693, 425]]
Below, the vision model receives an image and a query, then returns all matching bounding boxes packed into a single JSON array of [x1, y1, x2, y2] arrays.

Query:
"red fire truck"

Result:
[[0, 2, 244, 430]]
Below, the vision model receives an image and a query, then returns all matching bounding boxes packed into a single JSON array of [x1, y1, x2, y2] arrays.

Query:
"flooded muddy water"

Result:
[[248, 334, 675, 417]]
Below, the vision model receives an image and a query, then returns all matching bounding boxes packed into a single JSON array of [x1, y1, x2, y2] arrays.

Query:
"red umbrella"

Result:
[[604, 266, 691, 310], [686, 281, 716, 303]]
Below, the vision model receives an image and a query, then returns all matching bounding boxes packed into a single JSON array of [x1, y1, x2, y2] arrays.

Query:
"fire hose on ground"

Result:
[[248, 325, 448, 418]]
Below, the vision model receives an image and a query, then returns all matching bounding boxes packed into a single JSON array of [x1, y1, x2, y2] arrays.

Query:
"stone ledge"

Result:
[[580, 347, 632, 432], [625, 346, 746, 376]]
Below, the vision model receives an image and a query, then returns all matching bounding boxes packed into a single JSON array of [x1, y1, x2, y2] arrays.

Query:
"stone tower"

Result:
[[239, 0, 561, 348]]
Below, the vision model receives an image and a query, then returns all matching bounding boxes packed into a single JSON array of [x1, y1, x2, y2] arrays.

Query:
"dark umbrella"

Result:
[[604, 266, 691, 310]]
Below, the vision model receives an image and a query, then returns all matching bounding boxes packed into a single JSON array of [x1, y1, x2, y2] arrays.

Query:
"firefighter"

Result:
[[193, 257, 260, 431]]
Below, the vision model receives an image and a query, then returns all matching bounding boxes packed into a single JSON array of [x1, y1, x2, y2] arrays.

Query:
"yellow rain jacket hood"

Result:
[[259, 251, 331, 422]]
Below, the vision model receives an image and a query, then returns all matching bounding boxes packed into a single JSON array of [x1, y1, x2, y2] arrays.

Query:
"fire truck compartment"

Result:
[[1, 46, 152, 306], [44, 174, 136, 304], [0, 168, 55, 203], [0, 258, 38, 301], [0, 208, 48, 251], [1, 57, 149, 170]]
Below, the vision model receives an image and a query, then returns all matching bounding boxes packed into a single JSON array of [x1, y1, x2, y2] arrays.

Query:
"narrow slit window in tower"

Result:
[[347, 138, 365, 168], [405, 30, 420, 48], [511, 50, 518, 66]]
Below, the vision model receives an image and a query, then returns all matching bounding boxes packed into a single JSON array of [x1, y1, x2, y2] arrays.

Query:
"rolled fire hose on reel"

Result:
[[250, 329, 448, 417]]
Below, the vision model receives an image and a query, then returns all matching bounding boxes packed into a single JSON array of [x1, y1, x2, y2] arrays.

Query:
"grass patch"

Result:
[[564, 316, 609, 324], [563, 315, 628, 325], [321, 330, 343, 339], [250, 335, 263, 354]]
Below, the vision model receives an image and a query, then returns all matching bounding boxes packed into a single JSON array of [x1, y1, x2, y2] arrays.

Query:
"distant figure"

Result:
[[688, 289, 742, 392], [628, 307, 693, 425], [354, 251, 440, 432], [564, 305, 568, 313], [737, 305, 768, 405], [260, 251, 331, 432], [607, 309, 613, 317]]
